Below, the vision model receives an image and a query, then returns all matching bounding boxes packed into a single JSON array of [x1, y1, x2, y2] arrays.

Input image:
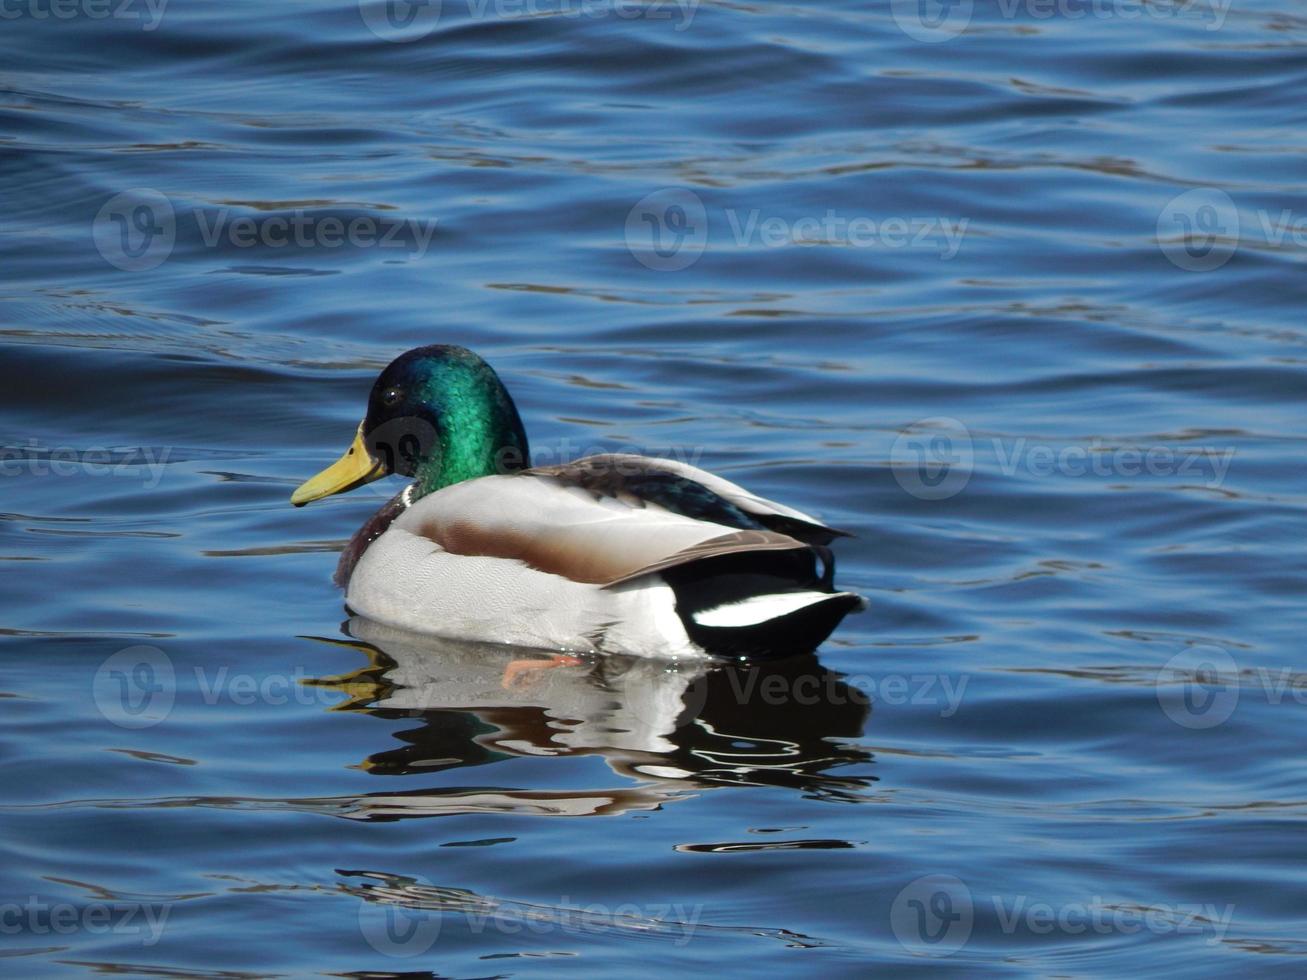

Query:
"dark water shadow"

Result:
[[300, 617, 877, 820]]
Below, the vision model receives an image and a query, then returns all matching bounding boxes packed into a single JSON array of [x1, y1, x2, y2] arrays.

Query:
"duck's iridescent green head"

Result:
[[291, 345, 529, 506]]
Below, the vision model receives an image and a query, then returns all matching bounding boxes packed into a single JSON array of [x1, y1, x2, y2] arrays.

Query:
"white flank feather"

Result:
[[692, 591, 839, 628]]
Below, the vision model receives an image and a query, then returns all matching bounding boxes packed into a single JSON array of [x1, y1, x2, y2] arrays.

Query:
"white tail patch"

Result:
[[693, 591, 836, 629]]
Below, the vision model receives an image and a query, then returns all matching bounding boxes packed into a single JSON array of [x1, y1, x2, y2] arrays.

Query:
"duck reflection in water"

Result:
[[305, 617, 877, 820]]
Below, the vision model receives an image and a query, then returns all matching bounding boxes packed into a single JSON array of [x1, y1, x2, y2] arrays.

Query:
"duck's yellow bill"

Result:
[[291, 424, 385, 506]]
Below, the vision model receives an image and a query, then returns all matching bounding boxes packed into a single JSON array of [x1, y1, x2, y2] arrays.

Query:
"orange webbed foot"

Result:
[[501, 654, 584, 690]]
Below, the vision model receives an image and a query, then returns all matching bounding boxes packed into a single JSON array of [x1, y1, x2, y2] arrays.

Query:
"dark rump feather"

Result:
[[660, 550, 862, 658]]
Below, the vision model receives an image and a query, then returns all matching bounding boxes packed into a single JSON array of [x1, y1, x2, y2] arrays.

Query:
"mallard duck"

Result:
[[292, 345, 864, 659]]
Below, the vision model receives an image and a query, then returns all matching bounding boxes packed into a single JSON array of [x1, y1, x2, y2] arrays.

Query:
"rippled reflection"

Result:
[[300, 617, 875, 819]]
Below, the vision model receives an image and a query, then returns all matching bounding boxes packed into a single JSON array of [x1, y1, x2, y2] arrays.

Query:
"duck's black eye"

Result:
[[381, 386, 402, 407]]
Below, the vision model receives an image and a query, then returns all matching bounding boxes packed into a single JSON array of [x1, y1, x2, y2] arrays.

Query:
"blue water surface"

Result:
[[2, 0, 1305, 975]]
